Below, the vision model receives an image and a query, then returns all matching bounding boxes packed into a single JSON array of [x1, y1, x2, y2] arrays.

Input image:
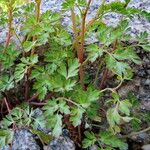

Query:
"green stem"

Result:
[[57, 97, 85, 110], [100, 79, 123, 93]]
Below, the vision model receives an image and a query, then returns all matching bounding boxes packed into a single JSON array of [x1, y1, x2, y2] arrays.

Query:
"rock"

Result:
[[137, 133, 149, 142], [137, 69, 147, 77], [48, 135, 75, 150], [32, 108, 51, 134], [1, 0, 150, 46], [1, 146, 10, 150], [43, 146, 52, 150], [144, 79, 150, 86], [142, 144, 150, 150], [89, 145, 98, 150], [141, 101, 150, 111], [12, 129, 40, 150]]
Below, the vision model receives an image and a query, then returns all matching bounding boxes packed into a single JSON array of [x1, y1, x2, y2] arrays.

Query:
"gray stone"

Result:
[[144, 79, 150, 86], [1, 146, 10, 150], [142, 144, 150, 150], [89, 145, 98, 150], [12, 129, 40, 150], [48, 135, 75, 150]]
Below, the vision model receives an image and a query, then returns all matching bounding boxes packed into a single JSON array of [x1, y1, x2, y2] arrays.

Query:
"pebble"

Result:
[[1, 0, 150, 45]]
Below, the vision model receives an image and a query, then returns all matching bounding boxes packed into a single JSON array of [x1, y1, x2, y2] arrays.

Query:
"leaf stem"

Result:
[[100, 79, 123, 93], [123, 126, 150, 138], [57, 97, 85, 110], [4, 97, 11, 113], [85, 0, 106, 31]]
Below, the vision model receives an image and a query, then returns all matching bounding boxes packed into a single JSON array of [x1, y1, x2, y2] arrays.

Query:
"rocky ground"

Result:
[[0, 0, 150, 150]]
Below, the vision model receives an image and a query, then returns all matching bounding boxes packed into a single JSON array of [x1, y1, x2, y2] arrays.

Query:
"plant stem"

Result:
[[71, 8, 79, 52], [78, 0, 92, 89], [100, 69, 109, 89], [5, 6, 13, 48], [100, 79, 123, 93], [36, 0, 41, 22], [85, 0, 106, 32], [4, 97, 11, 113], [57, 97, 85, 110], [123, 126, 150, 138], [94, 59, 103, 86], [100, 39, 118, 89], [25, 0, 41, 101], [71, 7, 85, 89], [31, 0, 41, 55]]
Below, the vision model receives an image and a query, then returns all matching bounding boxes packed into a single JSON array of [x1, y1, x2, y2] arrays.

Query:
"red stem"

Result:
[[5, 7, 13, 48], [4, 97, 11, 113], [78, 0, 92, 89], [100, 39, 118, 89], [100, 69, 109, 89]]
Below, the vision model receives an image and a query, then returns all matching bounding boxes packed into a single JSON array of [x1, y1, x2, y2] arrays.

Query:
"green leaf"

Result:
[[87, 87, 100, 102], [52, 114, 62, 137], [138, 31, 148, 41], [36, 33, 49, 46], [141, 45, 150, 52], [62, 0, 76, 10], [33, 75, 51, 100], [106, 54, 132, 78], [122, 116, 133, 122], [54, 30, 72, 46], [31, 129, 53, 144], [58, 100, 70, 114], [58, 58, 79, 79], [70, 107, 84, 127], [86, 102, 101, 121], [33, 115, 47, 130], [72, 87, 100, 108], [87, 44, 103, 62], [0, 75, 14, 91], [107, 108, 121, 127], [0, 130, 14, 148], [100, 131, 128, 150], [82, 131, 96, 148], [67, 59, 80, 79], [51, 75, 76, 92], [113, 48, 141, 64], [23, 41, 36, 52], [77, 0, 86, 6], [1, 106, 34, 128], [43, 100, 59, 116], [125, 0, 130, 4], [103, 1, 139, 16], [0, 44, 19, 69], [119, 99, 132, 116], [14, 63, 28, 82]]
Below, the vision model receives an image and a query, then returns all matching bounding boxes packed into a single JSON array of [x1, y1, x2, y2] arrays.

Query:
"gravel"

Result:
[[41, 0, 150, 39], [1, 0, 150, 44]]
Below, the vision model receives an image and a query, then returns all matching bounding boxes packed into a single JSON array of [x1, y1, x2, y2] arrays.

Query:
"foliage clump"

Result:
[[0, 0, 150, 149]]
